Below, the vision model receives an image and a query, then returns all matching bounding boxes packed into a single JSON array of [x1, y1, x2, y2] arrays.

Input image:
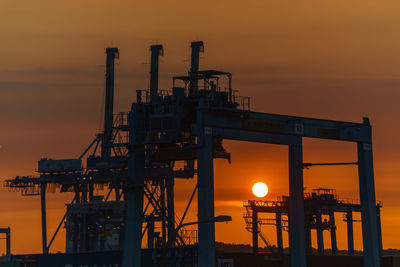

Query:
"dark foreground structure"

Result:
[[3, 41, 381, 267], [6, 251, 400, 267]]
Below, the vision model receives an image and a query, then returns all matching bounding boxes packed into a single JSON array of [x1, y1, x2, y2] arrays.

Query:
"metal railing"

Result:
[[243, 200, 287, 208], [113, 112, 128, 127], [178, 229, 198, 245]]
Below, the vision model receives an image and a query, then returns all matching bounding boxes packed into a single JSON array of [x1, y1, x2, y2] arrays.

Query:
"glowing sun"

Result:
[[252, 182, 269, 198]]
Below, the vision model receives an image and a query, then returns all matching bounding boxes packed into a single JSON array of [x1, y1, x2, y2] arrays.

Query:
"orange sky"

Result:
[[1, 0, 400, 255]]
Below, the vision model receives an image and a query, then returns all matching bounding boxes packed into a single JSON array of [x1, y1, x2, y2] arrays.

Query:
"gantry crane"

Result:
[[3, 41, 381, 267]]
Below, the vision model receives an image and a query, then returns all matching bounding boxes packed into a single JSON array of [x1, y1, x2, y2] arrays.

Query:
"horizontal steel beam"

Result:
[[212, 128, 299, 145], [202, 108, 371, 143], [303, 162, 358, 167]]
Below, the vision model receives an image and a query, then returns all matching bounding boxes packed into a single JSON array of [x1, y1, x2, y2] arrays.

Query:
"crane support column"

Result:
[[329, 211, 338, 255], [346, 210, 355, 255], [167, 176, 176, 247], [357, 137, 380, 267], [40, 183, 48, 254], [102, 48, 119, 158], [316, 212, 324, 255], [123, 104, 145, 267], [252, 210, 258, 253], [148, 219, 155, 249], [288, 140, 307, 267], [377, 206, 383, 255], [160, 181, 167, 246], [189, 41, 204, 96], [150, 45, 163, 102], [305, 226, 312, 254], [88, 182, 94, 202], [6, 227, 10, 261], [197, 110, 216, 267], [276, 212, 283, 255]]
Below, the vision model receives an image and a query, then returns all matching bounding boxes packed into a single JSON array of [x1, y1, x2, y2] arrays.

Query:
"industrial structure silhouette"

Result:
[[3, 41, 382, 267]]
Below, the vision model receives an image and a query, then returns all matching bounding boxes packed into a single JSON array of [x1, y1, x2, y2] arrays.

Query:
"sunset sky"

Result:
[[1, 0, 400, 254]]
